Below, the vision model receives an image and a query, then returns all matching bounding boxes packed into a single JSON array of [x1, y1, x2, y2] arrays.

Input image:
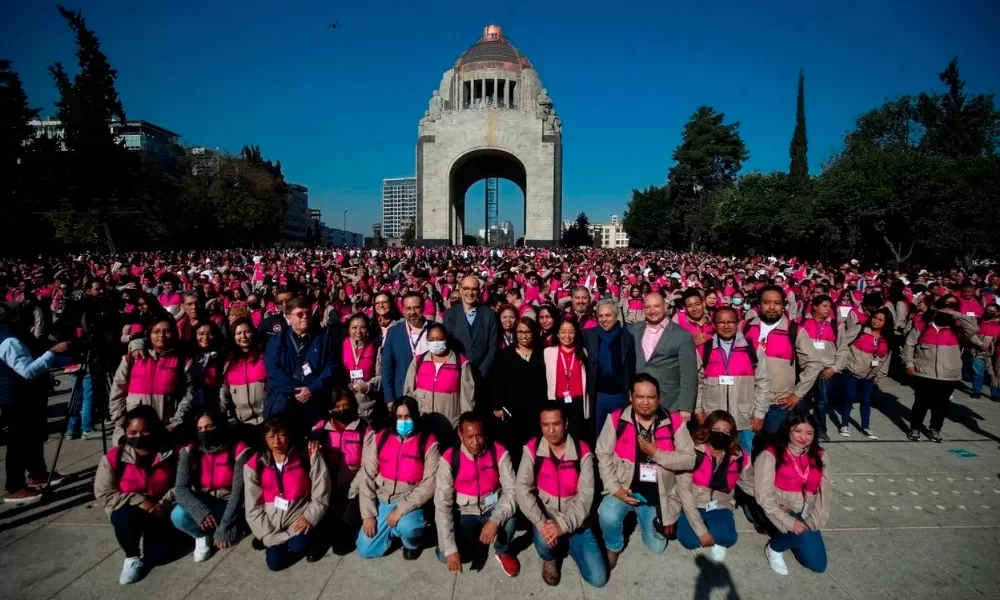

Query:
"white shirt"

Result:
[[408, 323, 430, 357], [759, 321, 780, 343], [717, 338, 734, 357], [0, 338, 63, 380]]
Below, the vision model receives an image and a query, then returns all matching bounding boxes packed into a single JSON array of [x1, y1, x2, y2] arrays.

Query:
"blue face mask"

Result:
[[732, 298, 743, 307], [396, 420, 415, 437]]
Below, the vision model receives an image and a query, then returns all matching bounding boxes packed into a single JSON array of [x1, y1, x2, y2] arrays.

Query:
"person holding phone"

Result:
[[595, 373, 695, 570], [492, 317, 547, 468]]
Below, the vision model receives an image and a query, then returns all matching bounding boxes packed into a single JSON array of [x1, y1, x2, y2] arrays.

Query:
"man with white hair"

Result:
[[443, 275, 499, 382]]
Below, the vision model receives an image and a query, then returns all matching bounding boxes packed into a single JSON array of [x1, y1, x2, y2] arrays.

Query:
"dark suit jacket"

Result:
[[443, 303, 498, 378], [630, 320, 697, 412], [583, 325, 637, 402], [381, 320, 432, 404]]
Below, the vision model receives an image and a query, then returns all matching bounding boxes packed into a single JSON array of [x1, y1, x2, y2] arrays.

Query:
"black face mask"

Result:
[[708, 431, 732, 451], [197, 429, 227, 449], [330, 408, 357, 424], [125, 434, 158, 452]]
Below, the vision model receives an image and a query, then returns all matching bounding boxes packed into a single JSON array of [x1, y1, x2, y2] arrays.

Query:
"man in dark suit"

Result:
[[382, 291, 431, 404], [631, 292, 697, 416], [584, 298, 636, 438], [443, 276, 498, 382]]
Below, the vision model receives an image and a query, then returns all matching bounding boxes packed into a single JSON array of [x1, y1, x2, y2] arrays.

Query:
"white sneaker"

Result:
[[862, 428, 879, 440], [119, 556, 143, 584], [765, 544, 789, 576], [710, 544, 727, 563], [839, 426, 851, 437], [194, 536, 212, 562]]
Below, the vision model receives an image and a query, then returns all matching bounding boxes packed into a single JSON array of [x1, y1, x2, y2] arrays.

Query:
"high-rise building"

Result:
[[382, 177, 417, 239], [280, 184, 309, 243]]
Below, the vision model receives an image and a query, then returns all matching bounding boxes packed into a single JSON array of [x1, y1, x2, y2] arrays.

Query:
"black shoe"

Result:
[[970, 393, 982, 399], [817, 431, 830, 443], [402, 547, 421, 561], [252, 538, 266, 551], [907, 429, 921, 441], [306, 550, 326, 563], [927, 429, 943, 443]]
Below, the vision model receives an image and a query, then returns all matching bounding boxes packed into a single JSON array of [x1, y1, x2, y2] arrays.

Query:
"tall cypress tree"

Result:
[[789, 69, 809, 187]]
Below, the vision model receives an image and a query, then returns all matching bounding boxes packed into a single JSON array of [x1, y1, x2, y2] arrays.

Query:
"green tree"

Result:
[[789, 70, 809, 188], [560, 212, 594, 247], [401, 222, 416, 246], [667, 106, 748, 249], [0, 59, 43, 254], [622, 185, 672, 248], [917, 58, 1000, 157]]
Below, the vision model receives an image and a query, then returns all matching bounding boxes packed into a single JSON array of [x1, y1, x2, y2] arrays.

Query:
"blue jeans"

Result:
[[594, 392, 628, 438], [737, 430, 755, 455], [840, 373, 876, 430], [763, 404, 792, 435], [597, 494, 666, 554], [532, 524, 608, 588], [110, 505, 183, 562], [170, 496, 229, 538], [356, 501, 426, 558], [435, 512, 516, 561], [769, 527, 827, 573], [804, 376, 832, 433], [675, 508, 738, 549], [265, 533, 313, 571], [963, 355, 986, 395], [67, 373, 95, 434]]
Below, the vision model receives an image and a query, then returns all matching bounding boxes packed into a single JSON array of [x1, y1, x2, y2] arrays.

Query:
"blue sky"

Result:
[[3, 1, 998, 240]]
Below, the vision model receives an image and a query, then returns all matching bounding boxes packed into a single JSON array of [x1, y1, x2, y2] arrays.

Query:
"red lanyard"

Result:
[[559, 352, 576, 381], [785, 449, 811, 491]]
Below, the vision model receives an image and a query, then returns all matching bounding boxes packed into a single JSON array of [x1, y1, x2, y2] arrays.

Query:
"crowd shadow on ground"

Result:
[[694, 554, 741, 600], [0, 466, 97, 535]]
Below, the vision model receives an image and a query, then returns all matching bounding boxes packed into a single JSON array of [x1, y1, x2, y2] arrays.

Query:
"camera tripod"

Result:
[[43, 350, 109, 496]]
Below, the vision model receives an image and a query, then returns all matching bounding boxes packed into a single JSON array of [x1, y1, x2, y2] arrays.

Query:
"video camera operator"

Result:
[[57, 278, 123, 440], [1, 302, 73, 503]]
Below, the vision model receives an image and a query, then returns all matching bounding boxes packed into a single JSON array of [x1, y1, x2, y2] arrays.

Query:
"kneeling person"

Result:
[[516, 402, 607, 588], [435, 413, 520, 576]]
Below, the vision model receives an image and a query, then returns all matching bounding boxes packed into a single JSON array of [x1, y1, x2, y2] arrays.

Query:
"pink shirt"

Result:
[[641, 322, 666, 361]]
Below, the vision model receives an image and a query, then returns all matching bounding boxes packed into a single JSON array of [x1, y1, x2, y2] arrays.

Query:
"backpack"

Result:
[[449, 443, 498, 479], [611, 407, 680, 446], [700, 338, 758, 372], [743, 319, 798, 365]]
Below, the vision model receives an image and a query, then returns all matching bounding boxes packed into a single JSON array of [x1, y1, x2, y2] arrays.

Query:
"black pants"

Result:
[[2, 397, 48, 492], [110, 505, 185, 561], [910, 377, 956, 431], [561, 396, 591, 445]]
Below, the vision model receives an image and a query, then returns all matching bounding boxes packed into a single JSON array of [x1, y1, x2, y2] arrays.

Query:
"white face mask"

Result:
[[427, 340, 448, 356]]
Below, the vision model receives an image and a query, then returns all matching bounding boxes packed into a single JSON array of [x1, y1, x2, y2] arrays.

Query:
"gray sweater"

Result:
[[173, 444, 251, 544]]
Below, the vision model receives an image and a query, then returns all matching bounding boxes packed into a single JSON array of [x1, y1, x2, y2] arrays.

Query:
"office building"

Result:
[[382, 177, 417, 239], [596, 214, 630, 248], [30, 118, 180, 160], [280, 184, 309, 243]]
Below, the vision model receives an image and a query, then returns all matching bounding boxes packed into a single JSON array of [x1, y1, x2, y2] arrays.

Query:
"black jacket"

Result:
[[492, 345, 548, 448], [443, 303, 498, 378], [583, 325, 637, 401]]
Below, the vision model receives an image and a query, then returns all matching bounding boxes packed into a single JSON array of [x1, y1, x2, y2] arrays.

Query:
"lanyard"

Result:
[[717, 341, 734, 374], [559, 351, 576, 379], [348, 342, 365, 370], [785, 449, 811, 495], [409, 326, 427, 355]]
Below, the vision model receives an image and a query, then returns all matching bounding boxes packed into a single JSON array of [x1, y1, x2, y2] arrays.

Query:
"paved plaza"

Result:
[[1, 375, 998, 600]]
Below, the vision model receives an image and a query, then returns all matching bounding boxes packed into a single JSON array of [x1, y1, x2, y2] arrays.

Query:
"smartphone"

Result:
[[631, 492, 649, 504], [502, 407, 512, 423]]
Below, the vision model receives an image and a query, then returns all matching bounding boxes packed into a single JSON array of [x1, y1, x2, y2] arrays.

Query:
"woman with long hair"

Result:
[[834, 307, 894, 439], [342, 313, 382, 420], [536, 304, 562, 348], [220, 318, 267, 443], [497, 304, 518, 350], [903, 293, 979, 442], [355, 396, 440, 559], [672, 410, 749, 563], [543, 320, 590, 442], [192, 321, 226, 409], [492, 317, 548, 466]]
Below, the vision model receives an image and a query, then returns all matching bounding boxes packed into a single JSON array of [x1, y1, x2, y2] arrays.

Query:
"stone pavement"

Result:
[[1, 375, 998, 600]]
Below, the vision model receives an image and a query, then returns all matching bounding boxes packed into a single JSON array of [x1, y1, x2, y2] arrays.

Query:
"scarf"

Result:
[[595, 323, 621, 375]]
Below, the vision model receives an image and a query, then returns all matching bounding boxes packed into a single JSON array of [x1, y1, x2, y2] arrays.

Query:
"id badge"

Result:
[[812, 341, 826, 350], [705, 500, 719, 512], [966, 311, 976, 317], [870, 359, 880, 367], [274, 496, 290, 511], [483, 491, 499, 509], [301, 362, 313, 376], [639, 463, 657, 483], [563, 391, 573, 404], [800, 503, 810, 519], [718, 375, 735, 386], [838, 306, 851, 318], [349, 369, 364, 382]]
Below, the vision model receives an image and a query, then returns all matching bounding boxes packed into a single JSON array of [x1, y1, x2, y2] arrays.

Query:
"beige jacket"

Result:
[[695, 335, 772, 427], [737, 447, 831, 533], [833, 327, 892, 380], [242, 448, 332, 547], [903, 314, 979, 381], [356, 431, 441, 519], [108, 349, 196, 440], [515, 435, 594, 535], [594, 406, 696, 524], [94, 446, 177, 516], [312, 419, 374, 499], [668, 444, 750, 537], [743, 314, 821, 402], [402, 351, 476, 427], [434, 444, 518, 556]]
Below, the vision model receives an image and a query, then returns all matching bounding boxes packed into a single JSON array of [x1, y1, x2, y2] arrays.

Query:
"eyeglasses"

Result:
[[289, 311, 309, 319]]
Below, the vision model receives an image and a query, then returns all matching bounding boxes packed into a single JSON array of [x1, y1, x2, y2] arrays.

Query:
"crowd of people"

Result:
[[1, 246, 996, 586]]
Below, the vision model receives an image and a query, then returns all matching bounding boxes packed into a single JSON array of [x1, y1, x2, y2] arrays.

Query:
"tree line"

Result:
[[622, 65, 1000, 268], [1, 6, 292, 256]]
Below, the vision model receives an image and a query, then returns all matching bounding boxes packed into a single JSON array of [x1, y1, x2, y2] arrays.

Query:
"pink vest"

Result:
[[610, 409, 684, 462], [627, 298, 644, 310], [917, 323, 960, 347], [342, 339, 377, 380], [702, 343, 755, 377], [852, 332, 889, 358], [960, 299, 983, 317], [978, 320, 1000, 338], [690, 450, 747, 492], [675, 315, 714, 341], [126, 354, 185, 395], [744, 324, 795, 361], [443, 443, 504, 497], [108, 446, 175, 498], [527, 438, 589, 499], [376, 431, 436, 484], [159, 292, 182, 307], [313, 421, 366, 470], [766, 446, 823, 494], [193, 442, 248, 491], [226, 353, 267, 386], [413, 354, 467, 394], [247, 449, 312, 504], [800, 319, 837, 343]]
